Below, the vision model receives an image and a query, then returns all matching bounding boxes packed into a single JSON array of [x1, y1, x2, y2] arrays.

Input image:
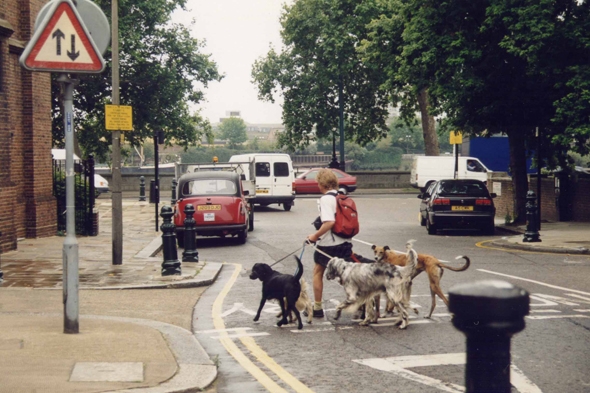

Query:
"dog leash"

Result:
[[268, 241, 308, 268]]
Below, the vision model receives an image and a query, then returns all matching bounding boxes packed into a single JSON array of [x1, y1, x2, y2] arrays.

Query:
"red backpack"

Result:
[[330, 193, 360, 238]]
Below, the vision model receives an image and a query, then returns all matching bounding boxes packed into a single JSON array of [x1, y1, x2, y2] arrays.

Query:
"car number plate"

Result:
[[198, 205, 221, 211], [452, 206, 474, 211], [256, 189, 269, 194], [203, 213, 215, 222]]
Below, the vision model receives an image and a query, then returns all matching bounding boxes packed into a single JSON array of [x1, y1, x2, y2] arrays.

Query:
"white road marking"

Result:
[[573, 309, 590, 313], [376, 320, 431, 326], [196, 327, 253, 334], [527, 314, 590, 320], [530, 309, 561, 313], [565, 293, 590, 304], [354, 353, 543, 393], [211, 332, 270, 339], [529, 295, 559, 307], [478, 269, 590, 296], [533, 294, 579, 306], [290, 327, 335, 333], [432, 313, 452, 317], [221, 303, 256, 317]]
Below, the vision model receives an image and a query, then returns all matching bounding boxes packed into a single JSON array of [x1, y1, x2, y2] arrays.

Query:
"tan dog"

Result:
[[276, 278, 313, 324], [372, 245, 470, 318]]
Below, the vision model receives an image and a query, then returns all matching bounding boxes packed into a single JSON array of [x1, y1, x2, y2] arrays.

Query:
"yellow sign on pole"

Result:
[[450, 131, 463, 145], [105, 105, 133, 131]]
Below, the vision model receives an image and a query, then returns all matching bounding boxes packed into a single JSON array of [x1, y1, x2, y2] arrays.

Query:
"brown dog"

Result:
[[372, 245, 470, 318]]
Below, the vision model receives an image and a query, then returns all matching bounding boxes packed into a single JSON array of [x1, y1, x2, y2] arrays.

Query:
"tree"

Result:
[[218, 117, 248, 148], [52, 0, 222, 161], [359, 0, 440, 156], [252, 0, 390, 150]]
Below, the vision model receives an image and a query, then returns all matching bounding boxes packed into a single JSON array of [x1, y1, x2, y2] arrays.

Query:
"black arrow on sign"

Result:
[[52, 29, 65, 56], [67, 35, 80, 61]]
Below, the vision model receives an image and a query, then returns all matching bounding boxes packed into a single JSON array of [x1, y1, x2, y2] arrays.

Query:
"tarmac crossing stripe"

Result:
[[212, 263, 314, 393], [211, 332, 270, 339], [527, 315, 590, 320], [477, 269, 590, 297], [196, 327, 252, 334]]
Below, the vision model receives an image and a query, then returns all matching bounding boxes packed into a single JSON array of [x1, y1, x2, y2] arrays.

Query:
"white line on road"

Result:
[[573, 309, 590, 313], [526, 314, 590, 320], [530, 309, 561, 313], [478, 269, 590, 296], [565, 293, 590, 304]]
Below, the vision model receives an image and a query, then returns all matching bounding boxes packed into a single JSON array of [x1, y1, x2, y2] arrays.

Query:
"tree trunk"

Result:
[[417, 88, 440, 156], [508, 131, 529, 224]]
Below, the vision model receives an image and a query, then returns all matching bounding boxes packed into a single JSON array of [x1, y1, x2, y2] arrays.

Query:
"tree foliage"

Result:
[[218, 117, 248, 148], [252, 0, 390, 150], [52, 0, 222, 161]]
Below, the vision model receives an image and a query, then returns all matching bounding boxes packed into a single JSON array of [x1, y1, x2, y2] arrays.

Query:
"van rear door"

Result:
[[254, 159, 273, 195], [272, 157, 293, 196]]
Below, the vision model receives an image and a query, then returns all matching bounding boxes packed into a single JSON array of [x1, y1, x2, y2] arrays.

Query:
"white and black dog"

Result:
[[325, 241, 418, 329], [250, 256, 305, 330]]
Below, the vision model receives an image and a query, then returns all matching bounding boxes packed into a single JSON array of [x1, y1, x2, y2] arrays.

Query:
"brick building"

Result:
[[1, 0, 56, 252]]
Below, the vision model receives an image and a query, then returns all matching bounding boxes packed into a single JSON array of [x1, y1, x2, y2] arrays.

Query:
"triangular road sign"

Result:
[[19, 0, 105, 73]]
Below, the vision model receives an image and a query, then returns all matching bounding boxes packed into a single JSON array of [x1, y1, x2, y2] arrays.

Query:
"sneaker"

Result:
[[312, 309, 324, 318]]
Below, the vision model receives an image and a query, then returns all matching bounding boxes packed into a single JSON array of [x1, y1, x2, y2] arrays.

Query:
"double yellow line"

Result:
[[212, 263, 314, 393]]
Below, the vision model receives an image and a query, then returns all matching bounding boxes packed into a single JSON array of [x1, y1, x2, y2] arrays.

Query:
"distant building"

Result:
[[1, 1, 56, 252], [211, 111, 285, 145]]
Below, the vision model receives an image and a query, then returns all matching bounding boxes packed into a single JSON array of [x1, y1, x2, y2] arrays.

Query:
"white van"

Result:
[[410, 156, 490, 190], [229, 153, 296, 211]]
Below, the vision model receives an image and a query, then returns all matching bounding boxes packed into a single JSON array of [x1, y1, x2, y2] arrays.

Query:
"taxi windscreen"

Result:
[[182, 179, 238, 196]]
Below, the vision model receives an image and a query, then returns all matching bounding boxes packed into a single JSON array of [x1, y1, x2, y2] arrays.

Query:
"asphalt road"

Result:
[[192, 194, 590, 393]]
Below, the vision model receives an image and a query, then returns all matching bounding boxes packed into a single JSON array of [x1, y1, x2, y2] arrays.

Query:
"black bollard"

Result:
[[523, 190, 541, 243], [160, 206, 181, 276], [171, 179, 178, 206], [139, 176, 146, 201], [449, 280, 530, 393], [182, 204, 199, 262]]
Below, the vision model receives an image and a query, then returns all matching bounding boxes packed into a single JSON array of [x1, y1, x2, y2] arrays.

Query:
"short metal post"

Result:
[[182, 204, 199, 262], [523, 191, 541, 243], [0, 235, 4, 281], [171, 179, 178, 206], [160, 206, 181, 276], [449, 280, 530, 393], [139, 176, 146, 201]]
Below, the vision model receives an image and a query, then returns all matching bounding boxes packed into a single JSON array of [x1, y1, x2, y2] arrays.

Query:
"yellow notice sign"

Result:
[[105, 105, 133, 131], [450, 131, 463, 145]]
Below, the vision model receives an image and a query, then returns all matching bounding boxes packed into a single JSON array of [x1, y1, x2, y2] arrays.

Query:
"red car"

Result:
[[293, 168, 357, 194], [174, 171, 253, 246]]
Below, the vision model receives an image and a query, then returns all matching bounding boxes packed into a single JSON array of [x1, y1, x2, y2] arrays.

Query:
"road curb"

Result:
[[86, 315, 217, 393], [86, 262, 224, 290], [489, 240, 590, 255]]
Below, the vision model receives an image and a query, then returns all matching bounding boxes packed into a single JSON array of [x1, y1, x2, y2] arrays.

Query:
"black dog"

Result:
[[249, 256, 304, 330]]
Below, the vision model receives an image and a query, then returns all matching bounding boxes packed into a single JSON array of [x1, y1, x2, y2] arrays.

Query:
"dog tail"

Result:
[[403, 240, 418, 278], [294, 256, 304, 281], [438, 256, 471, 272]]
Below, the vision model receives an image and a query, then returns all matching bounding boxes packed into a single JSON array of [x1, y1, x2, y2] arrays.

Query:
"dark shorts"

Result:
[[314, 242, 353, 268]]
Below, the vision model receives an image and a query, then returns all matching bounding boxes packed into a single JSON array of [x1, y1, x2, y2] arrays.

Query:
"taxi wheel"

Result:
[[284, 202, 292, 211], [238, 227, 248, 244]]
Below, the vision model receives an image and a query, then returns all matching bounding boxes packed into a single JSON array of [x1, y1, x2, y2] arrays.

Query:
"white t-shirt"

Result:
[[317, 190, 350, 247]]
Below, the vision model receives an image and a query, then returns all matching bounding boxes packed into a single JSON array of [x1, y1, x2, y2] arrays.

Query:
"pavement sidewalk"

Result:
[[0, 199, 222, 393]]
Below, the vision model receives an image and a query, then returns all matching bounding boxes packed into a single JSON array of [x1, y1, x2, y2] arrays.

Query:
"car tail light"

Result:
[[292, 182, 296, 191], [476, 199, 492, 205], [432, 198, 450, 205]]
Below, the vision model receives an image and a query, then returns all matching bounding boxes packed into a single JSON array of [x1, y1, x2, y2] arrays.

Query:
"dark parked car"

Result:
[[293, 168, 357, 194], [418, 179, 496, 235], [174, 171, 252, 246]]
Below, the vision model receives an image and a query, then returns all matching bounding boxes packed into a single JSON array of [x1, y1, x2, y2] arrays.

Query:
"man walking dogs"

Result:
[[307, 169, 353, 318]]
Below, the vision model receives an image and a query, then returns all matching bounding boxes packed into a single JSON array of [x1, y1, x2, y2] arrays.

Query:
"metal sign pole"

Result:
[[58, 73, 79, 334]]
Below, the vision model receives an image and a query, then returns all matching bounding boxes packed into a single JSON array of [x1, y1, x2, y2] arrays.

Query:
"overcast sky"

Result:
[[172, 0, 289, 125]]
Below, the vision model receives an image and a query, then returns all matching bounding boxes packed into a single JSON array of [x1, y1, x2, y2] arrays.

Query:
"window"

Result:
[[438, 181, 488, 197], [274, 162, 289, 177], [331, 170, 344, 178], [256, 162, 270, 177], [182, 179, 237, 196], [301, 170, 318, 180], [467, 160, 486, 173]]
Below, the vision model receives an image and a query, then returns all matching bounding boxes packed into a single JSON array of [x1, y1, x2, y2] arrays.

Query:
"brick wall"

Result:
[[488, 173, 590, 223], [0, 1, 56, 252]]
